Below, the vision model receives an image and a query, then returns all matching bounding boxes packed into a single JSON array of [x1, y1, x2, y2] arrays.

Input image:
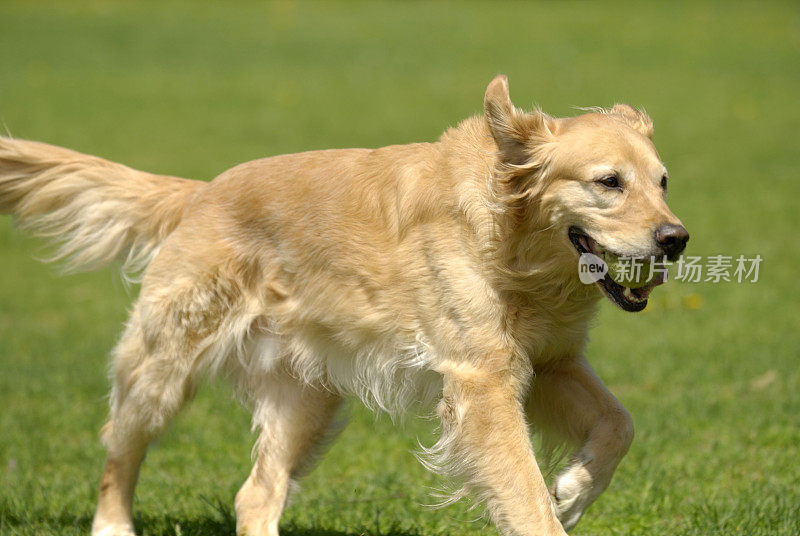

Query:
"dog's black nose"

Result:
[[655, 224, 689, 260]]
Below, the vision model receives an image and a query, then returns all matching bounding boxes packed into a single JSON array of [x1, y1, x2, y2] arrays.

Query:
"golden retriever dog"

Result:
[[0, 75, 687, 536]]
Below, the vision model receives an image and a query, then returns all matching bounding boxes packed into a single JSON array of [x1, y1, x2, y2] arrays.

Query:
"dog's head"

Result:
[[484, 75, 688, 312]]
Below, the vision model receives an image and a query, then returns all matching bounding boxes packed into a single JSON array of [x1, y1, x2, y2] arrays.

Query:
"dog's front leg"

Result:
[[526, 356, 634, 531], [432, 363, 568, 536]]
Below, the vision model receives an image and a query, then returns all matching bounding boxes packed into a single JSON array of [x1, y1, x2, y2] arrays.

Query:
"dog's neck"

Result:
[[439, 116, 598, 297], [433, 116, 601, 359]]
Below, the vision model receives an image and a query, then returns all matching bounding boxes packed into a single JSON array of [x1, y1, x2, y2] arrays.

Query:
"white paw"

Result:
[[91, 523, 137, 536], [552, 465, 594, 531]]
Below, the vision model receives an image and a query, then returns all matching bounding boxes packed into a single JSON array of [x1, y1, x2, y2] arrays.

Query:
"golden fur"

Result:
[[0, 75, 686, 536]]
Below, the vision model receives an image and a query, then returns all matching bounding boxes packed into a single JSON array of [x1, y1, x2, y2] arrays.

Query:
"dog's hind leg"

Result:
[[235, 370, 343, 536], [91, 296, 208, 536], [526, 356, 634, 532]]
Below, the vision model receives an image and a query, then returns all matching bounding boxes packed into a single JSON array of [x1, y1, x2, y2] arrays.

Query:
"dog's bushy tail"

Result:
[[0, 136, 204, 276]]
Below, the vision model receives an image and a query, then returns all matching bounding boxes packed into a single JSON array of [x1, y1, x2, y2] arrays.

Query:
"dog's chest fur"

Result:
[[175, 115, 603, 412]]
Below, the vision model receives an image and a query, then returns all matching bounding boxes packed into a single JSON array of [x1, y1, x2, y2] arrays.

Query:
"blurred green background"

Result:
[[1, 1, 798, 535]]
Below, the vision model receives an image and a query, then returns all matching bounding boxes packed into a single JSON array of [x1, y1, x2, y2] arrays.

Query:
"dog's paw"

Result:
[[91, 523, 137, 536], [551, 464, 594, 532]]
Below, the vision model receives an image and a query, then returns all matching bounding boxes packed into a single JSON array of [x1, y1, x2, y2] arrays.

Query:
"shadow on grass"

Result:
[[0, 496, 234, 535], [0, 499, 427, 536], [0, 517, 426, 536], [282, 522, 426, 536]]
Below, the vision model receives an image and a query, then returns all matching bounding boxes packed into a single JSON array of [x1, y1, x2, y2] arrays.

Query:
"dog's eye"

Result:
[[598, 175, 621, 189], [661, 175, 668, 190]]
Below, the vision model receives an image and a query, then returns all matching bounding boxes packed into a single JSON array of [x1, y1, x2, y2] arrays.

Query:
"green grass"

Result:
[[1, 1, 799, 535]]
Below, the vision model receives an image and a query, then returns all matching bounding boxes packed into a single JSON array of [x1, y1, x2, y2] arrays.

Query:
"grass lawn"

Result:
[[1, 1, 799, 535]]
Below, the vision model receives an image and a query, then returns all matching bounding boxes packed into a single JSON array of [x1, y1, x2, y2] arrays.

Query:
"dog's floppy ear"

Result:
[[609, 104, 654, 138], [484, 75, 553, 165]]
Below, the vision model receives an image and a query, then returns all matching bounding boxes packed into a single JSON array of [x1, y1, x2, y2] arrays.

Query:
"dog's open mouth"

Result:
[[569, 226, 666, 312]]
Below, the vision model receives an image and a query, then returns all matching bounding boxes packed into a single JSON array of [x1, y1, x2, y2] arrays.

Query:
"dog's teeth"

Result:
[[623, 287, 633, 300]]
